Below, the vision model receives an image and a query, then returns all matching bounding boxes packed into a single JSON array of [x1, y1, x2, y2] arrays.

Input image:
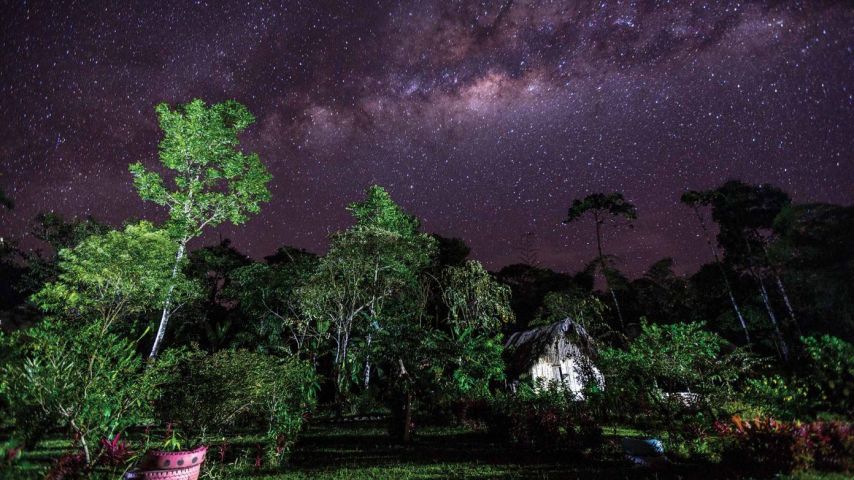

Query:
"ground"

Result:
[[4, 421, 849, 479]]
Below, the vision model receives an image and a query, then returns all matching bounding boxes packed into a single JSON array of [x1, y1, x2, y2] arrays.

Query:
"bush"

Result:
[[599, 321, 751, 430], [716, 416, 853, 474], [156, 349, 318, 465], [488, 381, 602, 452], [745, 335, 853, 420], [2, 318, 163, 466], [800, 335, 853, 415], [745, 374, 810, 420]]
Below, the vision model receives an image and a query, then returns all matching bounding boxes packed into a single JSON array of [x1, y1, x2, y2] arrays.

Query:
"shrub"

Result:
[[745, 374, 810, 420], [2, 318, 163, 466], [745, 336, 853, 419], [599, 321, 752, 430], [800, 335, 853, 415], [156, 349, 318, 465], [716, 416, 853, 474], [488, 381, 602, 452]]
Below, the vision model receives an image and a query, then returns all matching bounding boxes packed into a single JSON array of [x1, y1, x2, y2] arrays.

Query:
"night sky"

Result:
[[1, 1, 852, 276]]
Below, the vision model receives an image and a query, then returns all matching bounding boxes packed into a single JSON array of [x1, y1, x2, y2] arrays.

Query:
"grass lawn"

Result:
[[4, 420, 849, 479]]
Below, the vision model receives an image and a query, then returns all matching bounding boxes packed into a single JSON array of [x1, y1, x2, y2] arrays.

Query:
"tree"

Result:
[[495, 264, 581, 329], [299, 186, 435, 395], [563, 193, 637, 330], [531, 290, 612, 341], [440, 260, 514, 331], [175, 239, 252, 351], [379, 259, 511, 443], [129, 99, 272, 359], [682, 190, 751, 345], [770, 203, 854, 339], [710, 181, 793, 360], [2, 317, 180, 466], [228, 247, 322, 357], [16, 213, 111, 297], [31, 222, 198, 334], [437, 260, 512, 396]]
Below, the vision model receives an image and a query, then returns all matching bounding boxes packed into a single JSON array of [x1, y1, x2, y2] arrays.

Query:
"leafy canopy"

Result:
[[565, 192, 638, 224], [441, 260, 513, 332], [129, 99, 272, 241], [31, 221, 199, 328]]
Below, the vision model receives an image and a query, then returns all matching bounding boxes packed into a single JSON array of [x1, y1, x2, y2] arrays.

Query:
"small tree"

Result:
[[710, 181, 793, 360], [300, 186, 435, 395], [441, 260, 514, 331], [31, 221, 198, 333], [129, 99, 272, 359], [3, 318, 179, 466], [563, 192, 637, 330]]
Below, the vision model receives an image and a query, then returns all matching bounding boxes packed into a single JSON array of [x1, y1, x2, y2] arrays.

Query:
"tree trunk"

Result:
[[774, 273, 801, 335], [363, 332, 372, 389], [726, 289, 751, 345], [595, 216, 624, 330], [757, 274, 789, 362], [760, 243, 800, 334], [744, 238, 788, 361], [691, 207, 751, 344], [70, 419, 90, 465], [402, 392, 413, 444], [607, 286, 624, 330], [148, 240, 187, 360]]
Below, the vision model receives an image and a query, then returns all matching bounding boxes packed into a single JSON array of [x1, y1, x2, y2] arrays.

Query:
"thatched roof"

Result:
[[504, 317, 597, 378]]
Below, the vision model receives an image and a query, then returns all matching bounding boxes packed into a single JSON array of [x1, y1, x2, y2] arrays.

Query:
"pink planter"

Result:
[[125, 465, 200, 480], [126, 446, 207, 480]]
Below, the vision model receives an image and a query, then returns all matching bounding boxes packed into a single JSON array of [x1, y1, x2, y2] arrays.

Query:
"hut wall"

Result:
[[528, 356, 588, 394]]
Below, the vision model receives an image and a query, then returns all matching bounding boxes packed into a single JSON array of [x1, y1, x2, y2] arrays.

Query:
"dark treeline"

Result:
[[4, 180, 851, 353]]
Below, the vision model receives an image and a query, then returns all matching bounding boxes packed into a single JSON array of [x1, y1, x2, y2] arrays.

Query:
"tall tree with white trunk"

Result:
[[129, 99, 271, 360]]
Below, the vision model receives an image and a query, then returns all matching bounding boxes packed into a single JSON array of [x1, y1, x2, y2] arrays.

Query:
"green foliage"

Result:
[[599, 321, 751, 427], [444, 328, 506, 399], [441, 260, 513, 331], [801, 335, 854, 414], [15, 213, 112, 297], [228, 249, 323, 356], [745, 374, 810, 420], [129, 99, 272, 241], [30, 222, 198, 330], [156, 349, 318, 464], [747, 336, 854, 419], [488, 381, 602, 451], [300, 185, 436, 395], [346, 185, 420, 235], [531, 291, 609, 338], [2, 319, 166, 464], [129, 98, 272, 358]]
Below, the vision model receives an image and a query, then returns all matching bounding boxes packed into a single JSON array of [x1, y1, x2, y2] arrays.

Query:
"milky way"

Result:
[[1, 1, 852, 276]]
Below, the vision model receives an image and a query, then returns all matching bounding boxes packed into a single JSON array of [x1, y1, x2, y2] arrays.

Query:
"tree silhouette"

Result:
[[710, 181, 792, 361], [564, 192, 637, 330], [682, 190, 751, 345]]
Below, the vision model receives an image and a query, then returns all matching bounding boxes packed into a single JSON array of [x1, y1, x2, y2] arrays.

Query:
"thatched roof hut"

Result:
[[505, 317, 603, 394]]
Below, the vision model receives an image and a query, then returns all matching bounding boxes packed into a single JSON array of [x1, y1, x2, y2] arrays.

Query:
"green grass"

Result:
[[2, 421, 848, 479]]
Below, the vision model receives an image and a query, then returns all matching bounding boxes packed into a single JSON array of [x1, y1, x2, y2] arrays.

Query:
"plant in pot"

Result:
[[126, 426, 207, 480]]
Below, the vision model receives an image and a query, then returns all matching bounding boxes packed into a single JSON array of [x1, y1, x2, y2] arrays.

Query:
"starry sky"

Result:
[[1, 1, 852, 276]]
